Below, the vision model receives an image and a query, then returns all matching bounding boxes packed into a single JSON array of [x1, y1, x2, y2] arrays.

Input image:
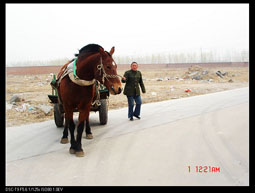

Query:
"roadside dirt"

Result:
[[6, 64, 249, 127]]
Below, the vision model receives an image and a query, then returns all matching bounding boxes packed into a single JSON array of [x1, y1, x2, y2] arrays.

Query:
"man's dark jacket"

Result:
[[122, 70, 146, 96]]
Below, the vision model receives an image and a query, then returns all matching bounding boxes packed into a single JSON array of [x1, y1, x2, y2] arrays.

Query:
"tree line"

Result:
[[114, 49, 249, 64], [7, 49, 248, 67]]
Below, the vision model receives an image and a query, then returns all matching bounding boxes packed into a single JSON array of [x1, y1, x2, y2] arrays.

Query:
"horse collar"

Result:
[[69, 57, 96, 86], [68, 73, 95, 86]]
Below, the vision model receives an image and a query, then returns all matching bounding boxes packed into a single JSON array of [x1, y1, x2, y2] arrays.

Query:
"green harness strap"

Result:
[[73, 58, 78, 79]]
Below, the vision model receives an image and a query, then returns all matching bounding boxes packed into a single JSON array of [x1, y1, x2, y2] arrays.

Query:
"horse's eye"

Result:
[[106, 65, 111, 70]]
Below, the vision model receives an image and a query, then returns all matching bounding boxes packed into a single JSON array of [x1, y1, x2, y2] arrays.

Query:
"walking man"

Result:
[[121, 62, 146, 121]]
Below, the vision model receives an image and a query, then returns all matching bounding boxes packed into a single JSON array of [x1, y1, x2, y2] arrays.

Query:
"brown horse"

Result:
[[58, 44, 122, 157]]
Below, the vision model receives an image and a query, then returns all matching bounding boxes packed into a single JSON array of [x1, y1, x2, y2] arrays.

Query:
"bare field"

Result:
[[6, 64, 248, 127]]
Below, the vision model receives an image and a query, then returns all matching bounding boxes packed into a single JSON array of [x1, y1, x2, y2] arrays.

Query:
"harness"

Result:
[[55, 56, 122, 88], [52, 55, 122, 106]]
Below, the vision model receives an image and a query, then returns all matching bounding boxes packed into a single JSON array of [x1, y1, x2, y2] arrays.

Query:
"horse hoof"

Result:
[[76, 151, 85, 157], [60, 138, 69, 144], [86, 134, 93, 139], [69, 148, 76, 154]]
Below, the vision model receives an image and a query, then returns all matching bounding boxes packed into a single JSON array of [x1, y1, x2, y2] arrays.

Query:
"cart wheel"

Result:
[[54, 104, 64, 127], [99, 99, 108, 125]]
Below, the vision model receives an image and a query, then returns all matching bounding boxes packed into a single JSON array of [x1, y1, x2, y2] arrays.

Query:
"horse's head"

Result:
[[95, 47, 122, 95]]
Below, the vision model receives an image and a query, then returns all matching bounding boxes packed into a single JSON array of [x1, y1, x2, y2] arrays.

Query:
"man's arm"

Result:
[[139, 72, 146, 93], [121, 71, 128, 83]]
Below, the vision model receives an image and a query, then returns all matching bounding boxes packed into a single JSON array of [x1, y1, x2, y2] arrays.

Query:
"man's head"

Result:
[[131, 62, 138, 71]]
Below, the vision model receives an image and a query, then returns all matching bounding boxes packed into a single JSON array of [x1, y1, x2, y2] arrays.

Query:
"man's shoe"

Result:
[[134, 115, 141, 119], [130, 117, 134, 121]]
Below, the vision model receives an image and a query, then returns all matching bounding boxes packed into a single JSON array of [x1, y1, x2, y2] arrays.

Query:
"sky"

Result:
[[6, 3, 249, 66]]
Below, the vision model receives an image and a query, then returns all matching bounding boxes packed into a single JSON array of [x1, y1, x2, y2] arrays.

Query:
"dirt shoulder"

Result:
[[6, 64, 249, 127]]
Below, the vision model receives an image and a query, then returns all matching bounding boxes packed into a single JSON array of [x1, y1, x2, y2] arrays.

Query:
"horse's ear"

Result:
[[99, 47, 107, 58], [110, 46, 115, 55]]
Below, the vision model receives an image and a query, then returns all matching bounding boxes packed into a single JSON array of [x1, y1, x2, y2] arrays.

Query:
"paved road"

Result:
[[6, 87, 249, 186]]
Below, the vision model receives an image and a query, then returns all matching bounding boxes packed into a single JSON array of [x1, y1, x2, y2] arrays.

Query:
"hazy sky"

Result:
[[6, 3, 249, 65]]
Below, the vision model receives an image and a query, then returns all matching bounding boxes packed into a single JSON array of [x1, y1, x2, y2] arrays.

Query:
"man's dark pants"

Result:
[[127, 95, 142, 118]]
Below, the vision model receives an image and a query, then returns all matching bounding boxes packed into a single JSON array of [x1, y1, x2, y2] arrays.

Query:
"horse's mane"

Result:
[[75, 44, 111, 57]]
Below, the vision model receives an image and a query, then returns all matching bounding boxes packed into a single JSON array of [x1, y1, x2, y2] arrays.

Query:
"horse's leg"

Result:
[[68, 118, 76, 154], [85, 117, 93, 139], [64, 110, 76, 154], [76, 120, 85, 157], [60, 119, 69, 144], [75, 106, 90, 157]]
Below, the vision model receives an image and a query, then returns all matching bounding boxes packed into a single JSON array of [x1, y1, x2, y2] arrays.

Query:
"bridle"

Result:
[[96, 57, 123, 84]]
